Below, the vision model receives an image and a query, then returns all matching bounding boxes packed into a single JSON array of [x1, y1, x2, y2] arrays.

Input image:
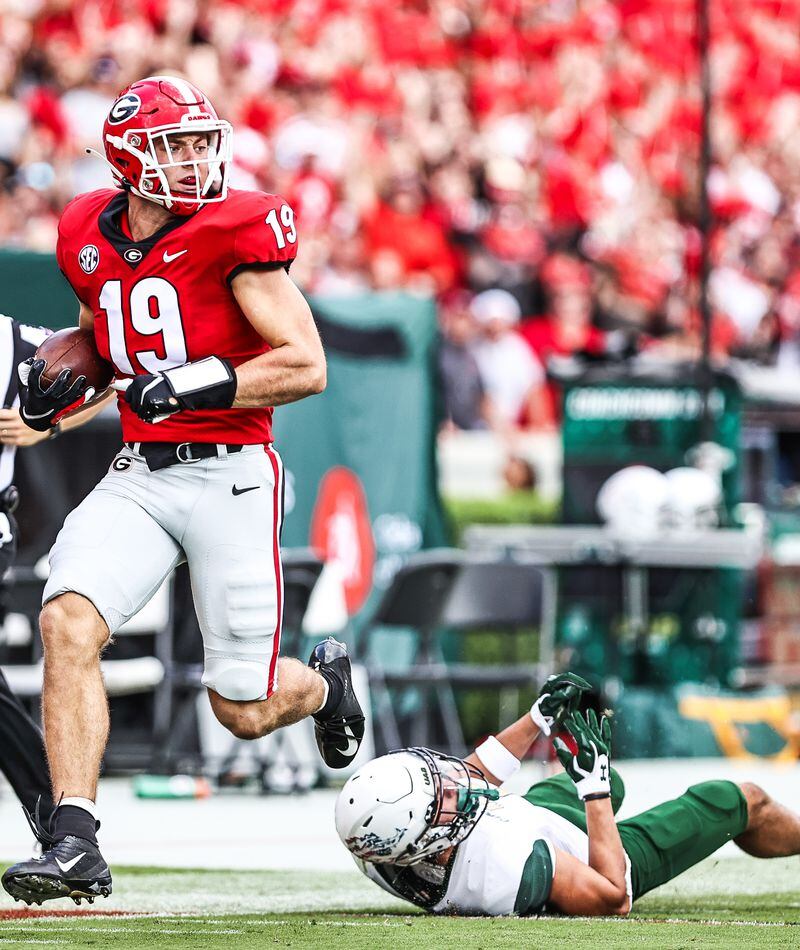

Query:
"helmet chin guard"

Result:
[[100, 75, 233, 216], [335, 748, 499, 866]]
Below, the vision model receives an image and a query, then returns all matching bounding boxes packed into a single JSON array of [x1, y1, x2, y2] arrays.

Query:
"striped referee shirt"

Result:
[[0, 316, 49, 492]]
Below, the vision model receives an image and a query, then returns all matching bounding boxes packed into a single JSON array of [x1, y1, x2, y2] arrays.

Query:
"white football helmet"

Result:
[[663, 467, 721, 533], [596, 465, 670, 539], [335, 748, 498, 866]]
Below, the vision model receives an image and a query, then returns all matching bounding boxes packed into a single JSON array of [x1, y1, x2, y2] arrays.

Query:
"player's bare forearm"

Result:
[[548, 842, 630, 916], [232, 346, 326, 407], [548, 800, 629, 916], [584, 797, 629, 909], [465, 712, 541, 783], [231, 266, 326, 407], [467, 674, 592, 784], [493, 711, 542, 757]]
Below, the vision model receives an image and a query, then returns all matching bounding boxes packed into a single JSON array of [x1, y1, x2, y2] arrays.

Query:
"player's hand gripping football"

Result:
[[119, 357, 237, 424], [554, 709, 612, 801], [530, 671, 592, 736], [18, 358, 94, 432], [121, 373, 181, 424]]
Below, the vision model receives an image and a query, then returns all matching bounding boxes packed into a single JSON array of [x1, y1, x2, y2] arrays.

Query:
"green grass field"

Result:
[[0, 857, 798, 949]]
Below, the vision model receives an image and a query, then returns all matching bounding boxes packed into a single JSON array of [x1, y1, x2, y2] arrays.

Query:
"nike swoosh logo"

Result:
[[162, 249, 188, 263], [55, 852, 86, 873], [337, 724, 359, 759], [232, 485, 260, 496]]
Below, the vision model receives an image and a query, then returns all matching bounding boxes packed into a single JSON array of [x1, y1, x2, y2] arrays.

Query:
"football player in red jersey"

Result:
[[2, 76, 365, 907]]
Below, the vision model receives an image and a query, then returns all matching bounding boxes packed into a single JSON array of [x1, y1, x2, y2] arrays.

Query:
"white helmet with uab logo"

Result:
[[335, 748, 498, 866]]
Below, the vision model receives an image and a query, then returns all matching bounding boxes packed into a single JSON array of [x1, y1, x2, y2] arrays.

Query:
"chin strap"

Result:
[[86, 145, 222, 209]]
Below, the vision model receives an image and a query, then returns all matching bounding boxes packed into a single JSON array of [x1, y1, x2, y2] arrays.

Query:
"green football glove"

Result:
[[553, 709, 612, 801], [530, 672, 592, 736]]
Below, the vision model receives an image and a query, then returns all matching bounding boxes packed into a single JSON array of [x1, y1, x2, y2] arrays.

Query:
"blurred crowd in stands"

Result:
[[1, 0, 800, 432]]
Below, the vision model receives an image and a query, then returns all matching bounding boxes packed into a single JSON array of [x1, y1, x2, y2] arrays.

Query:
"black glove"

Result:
[[124, 374, 180, 424], [18, 359, 92, 432], [124, 356, 237, 425]]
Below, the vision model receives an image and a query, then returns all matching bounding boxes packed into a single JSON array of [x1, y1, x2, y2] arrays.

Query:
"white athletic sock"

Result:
[[315, 678, 330, 714], [60, 796, 97, 820]]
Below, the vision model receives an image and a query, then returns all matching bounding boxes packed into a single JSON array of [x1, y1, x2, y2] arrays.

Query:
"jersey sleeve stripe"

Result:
[[225, 260, 292, 286], [513, 838, 555, 917]]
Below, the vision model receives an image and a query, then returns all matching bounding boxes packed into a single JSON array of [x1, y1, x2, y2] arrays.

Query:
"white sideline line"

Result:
[[0, 922, 405, 933], [11, 918, 786, 931], [0, 927, 243, 936]]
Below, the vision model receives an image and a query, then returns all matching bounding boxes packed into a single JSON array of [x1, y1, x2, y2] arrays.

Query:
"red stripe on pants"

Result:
[[264, 446, 283, 697]]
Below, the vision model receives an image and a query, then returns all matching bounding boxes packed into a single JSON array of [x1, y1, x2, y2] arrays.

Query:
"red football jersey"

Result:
[[56, 187, 299, 444]]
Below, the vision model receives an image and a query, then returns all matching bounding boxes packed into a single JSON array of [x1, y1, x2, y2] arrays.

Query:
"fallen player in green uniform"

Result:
[[336, 674, 800, 916]]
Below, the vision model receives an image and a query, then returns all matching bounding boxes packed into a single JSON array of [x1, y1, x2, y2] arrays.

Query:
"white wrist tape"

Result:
[[164, 356, 231, 396], [474, 736, 521, 784]]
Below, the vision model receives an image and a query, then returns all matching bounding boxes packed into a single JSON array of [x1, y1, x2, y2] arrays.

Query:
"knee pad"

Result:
[[196, 548, 281, 701], [225, 562, 279, 641], [202, 654, 270, 702]]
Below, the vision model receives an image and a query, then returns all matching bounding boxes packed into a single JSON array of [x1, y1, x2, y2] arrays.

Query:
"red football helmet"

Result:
[[100, 75, 233, 216]]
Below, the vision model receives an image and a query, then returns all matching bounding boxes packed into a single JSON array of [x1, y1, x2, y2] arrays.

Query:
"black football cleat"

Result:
[[308, 637, 365, 769], [2, 835, 112, 906]]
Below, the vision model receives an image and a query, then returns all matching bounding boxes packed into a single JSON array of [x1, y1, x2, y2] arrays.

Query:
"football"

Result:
[[36, 327, 114, 393]]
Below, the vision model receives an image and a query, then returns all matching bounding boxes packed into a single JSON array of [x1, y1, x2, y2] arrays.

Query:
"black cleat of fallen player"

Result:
[[308, 637, 365, 769], [2, 804, 112, 906]]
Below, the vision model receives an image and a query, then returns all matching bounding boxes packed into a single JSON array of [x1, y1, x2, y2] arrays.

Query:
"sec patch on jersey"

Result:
[[79, 244, 100, 274]]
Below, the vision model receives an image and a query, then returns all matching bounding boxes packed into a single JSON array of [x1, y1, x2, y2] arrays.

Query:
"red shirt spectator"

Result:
[[363, 184, 458, 293]]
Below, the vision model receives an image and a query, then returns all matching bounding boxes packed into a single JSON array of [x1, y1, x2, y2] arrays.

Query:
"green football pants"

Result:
[[524, 771, 748, 900]]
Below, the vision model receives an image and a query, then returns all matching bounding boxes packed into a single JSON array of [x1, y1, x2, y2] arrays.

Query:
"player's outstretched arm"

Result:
[[549, 711, 630, 916], [465, 672, 591, 785], [230, 267, 326, 407]]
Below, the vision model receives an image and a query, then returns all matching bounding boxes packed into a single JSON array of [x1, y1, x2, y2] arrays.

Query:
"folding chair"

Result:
[[364, 550, 464, 753], [366, 551, 546, 755], [3, 566, 170, 769]]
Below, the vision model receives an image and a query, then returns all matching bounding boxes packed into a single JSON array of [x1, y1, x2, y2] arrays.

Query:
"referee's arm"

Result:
[[0, 315, 113, 447]]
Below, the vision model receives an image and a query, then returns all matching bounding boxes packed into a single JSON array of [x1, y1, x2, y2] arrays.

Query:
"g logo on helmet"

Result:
[[108, 93, 142, 125]]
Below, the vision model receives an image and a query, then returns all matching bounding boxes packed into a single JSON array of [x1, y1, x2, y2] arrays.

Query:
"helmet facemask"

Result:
[[105, 120, 233, 214], [391, 748, 498, 865]]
